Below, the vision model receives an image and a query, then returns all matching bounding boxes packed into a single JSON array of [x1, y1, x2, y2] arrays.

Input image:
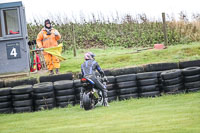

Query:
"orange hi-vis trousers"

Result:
[[43, 52, 60, 71]]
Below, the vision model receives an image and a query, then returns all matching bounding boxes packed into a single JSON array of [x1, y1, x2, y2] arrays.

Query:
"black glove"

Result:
[[100, 71, 105, 78], [104, 76, 108, 82]]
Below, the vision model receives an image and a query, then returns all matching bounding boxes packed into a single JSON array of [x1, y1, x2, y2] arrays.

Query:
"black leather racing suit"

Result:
[[81, 59, 107, 98]]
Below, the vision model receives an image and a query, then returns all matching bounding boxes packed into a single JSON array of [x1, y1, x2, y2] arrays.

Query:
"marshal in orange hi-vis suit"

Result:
[[36, 19, 61, 75]]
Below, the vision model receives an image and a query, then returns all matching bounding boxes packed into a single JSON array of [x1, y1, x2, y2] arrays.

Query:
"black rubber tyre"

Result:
[[144, 62, 179, 72], [138, 78, 158, 86], [56, 101, 74, 108], [108, 96, 117, 102], [0, 101, 11, 108], [4, 78, 38, 87], [139, 85, 159, 92], [163, 83, 184, 92], [107, 76, 116, 83], [75, 87, 82, 94], [139, 91, 160, 97], [158, 77, 162, 84], [39, 73, 73, 83], [107, 90, 117, 97], [162, 76, 183, 86], [184, 75, 200, 83], [184, 81, 200, 89], [54, 80, 74, 90], [166, 89, 186, 95], [156, 70, 162, 76], [104, 69, 112, 76], [182, 67, 200, 76], [119, 93, 138, 100], [13, 100, 33, 107], [0, 87, 11, 96], [158, 84, 163, 92], [33, 91, 54, 99], [35, 104, 54, 111], [14, 106, 32, 113], [110, 66, 144, 76], [117, 81, 137, 88], [137, 72, 157, 80], [73, 80, 82, 87], [34, 98, 54, 105], [55, 95, 75, 102], [12, 94, 31, 101], [106, 84, 117, 90], [0, 95, 11, 102], [0, 80, 4, 88], [119, 87, 138, 95], [33, 82, 53, 93], [82, 93, 93, 110], [75, 94, 80, 100], [161, 69, 182, 80], [55, 89, 75, 96], [179, 60, 200, 69], [0, 108, 12, 114], [11, 85, 33, 95], [116, 74, 136, 82], [187, 88, 200, 92]]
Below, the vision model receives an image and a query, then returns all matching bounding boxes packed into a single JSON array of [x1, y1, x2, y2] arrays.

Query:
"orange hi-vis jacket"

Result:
[[36, 28, 61, 70], [36, 28, 61, 49]]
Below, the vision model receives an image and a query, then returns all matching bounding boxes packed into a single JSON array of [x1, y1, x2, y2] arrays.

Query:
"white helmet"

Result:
[[84, 52, 92, 60]]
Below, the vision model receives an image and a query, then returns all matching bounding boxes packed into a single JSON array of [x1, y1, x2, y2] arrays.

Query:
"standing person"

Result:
[[80, 52, 109, 107], [36, 19, 61, 75]]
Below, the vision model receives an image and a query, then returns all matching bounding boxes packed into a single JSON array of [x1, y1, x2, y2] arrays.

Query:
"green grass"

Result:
[[0, 92, 200, 133], [59, 42, 200, 73]]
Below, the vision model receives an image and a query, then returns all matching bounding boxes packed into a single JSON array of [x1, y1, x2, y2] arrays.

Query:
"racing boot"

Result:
[[49, 70, 54, 75], [104, 98, 109, 107], [80, 91, 83, 108], [80, 100, 83, 108]]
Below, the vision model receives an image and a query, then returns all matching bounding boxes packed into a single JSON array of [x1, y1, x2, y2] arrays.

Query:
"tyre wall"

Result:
[[1, 60, 200, 113]]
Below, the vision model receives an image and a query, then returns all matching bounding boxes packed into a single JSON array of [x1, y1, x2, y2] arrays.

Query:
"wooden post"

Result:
[[162, 12, 168, 45], [72, 24, 77, 57]]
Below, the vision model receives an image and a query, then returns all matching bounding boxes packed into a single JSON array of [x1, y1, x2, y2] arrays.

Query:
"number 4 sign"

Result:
[[6, 42, 21, 59], [10, 47, 18, 57]]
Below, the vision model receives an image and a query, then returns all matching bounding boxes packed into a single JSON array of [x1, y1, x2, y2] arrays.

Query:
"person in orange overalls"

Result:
[[36, 19, 61, 75]]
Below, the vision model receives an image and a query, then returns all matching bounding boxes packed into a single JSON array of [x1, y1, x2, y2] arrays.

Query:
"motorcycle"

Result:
[[80, 76, 107, 110]]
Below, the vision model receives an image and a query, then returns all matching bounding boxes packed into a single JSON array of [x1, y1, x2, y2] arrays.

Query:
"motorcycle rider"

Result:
[[80, 52, 109, 107]]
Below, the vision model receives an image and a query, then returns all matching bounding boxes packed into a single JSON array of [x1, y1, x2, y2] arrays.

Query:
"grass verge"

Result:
[[0, 92, 200, 133], [59, 42, 200, 73]]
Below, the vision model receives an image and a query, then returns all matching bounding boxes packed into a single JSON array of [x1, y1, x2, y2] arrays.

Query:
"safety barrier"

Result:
[[1, 60, 200, 113]]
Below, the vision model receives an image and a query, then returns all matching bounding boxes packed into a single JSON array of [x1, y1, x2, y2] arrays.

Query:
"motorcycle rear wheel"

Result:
[[83, 93, 94, 110]]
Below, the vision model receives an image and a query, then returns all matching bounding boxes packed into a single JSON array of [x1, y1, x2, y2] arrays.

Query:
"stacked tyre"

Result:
[[137, 72, 160, 97], [4, 78, 38, 87], [33, 82, 55, 111], [54, 80, 75, 108], [156, 71, 164, 93], [161, 69, 184, 94], [116, 74, 138, 100], [0, 80, 4, 88], [11, 85, 33, 113], [73, 79, 83, 104], [182, 67, 200, 92], [0, 87, 12, 113], [106, 76, 117, 102]]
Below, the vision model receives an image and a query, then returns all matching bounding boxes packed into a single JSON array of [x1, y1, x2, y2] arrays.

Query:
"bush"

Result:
[[27, 13, 200, 51]]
